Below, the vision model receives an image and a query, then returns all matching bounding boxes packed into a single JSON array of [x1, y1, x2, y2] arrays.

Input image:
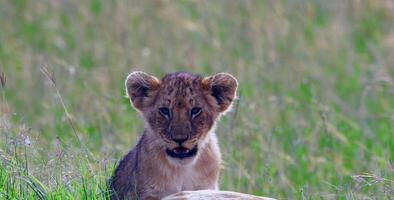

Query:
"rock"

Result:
[[163, 190, 276, 200]]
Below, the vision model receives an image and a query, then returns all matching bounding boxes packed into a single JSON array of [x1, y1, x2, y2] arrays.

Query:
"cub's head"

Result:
[[125, 71, 237, 164]]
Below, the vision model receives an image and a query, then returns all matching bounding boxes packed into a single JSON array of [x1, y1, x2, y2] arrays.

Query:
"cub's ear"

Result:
[[125, 71, 160, 111], [202, 72, 238, 113]]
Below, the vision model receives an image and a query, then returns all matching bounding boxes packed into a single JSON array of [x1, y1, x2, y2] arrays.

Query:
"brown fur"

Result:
[[109, 71, 237, 200]]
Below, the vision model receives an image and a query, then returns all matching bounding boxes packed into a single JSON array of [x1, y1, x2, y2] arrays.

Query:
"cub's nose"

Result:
[[171, 137, 188, 145]]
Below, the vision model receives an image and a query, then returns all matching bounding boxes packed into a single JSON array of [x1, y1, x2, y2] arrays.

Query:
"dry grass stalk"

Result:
[[39, 66, 95, 160], [0, 71, 5, 88]]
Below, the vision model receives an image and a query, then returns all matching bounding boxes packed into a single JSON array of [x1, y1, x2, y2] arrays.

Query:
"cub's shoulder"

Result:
[[110, 148, 138, 199]]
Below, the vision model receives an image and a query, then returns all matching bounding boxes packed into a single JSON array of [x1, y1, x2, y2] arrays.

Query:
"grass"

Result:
[[0, 0, 393, 199]]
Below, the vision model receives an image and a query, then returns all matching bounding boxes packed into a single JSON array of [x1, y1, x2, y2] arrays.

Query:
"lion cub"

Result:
[[110, 71, 238, 200]]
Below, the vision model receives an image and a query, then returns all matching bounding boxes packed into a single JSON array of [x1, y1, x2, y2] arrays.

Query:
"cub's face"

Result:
[[126, 71, 237, 164]]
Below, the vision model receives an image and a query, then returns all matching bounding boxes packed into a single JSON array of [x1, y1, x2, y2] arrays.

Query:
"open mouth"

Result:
[[166, 145, 198, 159]]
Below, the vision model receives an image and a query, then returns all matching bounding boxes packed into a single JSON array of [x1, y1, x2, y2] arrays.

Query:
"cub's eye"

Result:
[[159, 107, 171, 119], [190, 107, 202, 119]]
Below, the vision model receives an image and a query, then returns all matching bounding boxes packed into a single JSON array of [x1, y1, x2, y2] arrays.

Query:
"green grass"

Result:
[[0, 0, 393, 199]]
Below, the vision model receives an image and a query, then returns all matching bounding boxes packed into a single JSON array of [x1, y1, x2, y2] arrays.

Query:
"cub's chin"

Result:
[[165, 145, 198, 166]]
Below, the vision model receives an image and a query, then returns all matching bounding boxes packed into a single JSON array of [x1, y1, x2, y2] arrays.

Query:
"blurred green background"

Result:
[[0, 0, 393, 199]]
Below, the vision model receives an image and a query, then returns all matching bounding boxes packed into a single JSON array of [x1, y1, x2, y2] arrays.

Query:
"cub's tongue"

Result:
[[166, 145, 198, 159], [173, 147, 189, 154]]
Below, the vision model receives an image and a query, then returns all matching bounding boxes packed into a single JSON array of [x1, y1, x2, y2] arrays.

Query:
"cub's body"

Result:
[[111, 131, 221, 199]]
